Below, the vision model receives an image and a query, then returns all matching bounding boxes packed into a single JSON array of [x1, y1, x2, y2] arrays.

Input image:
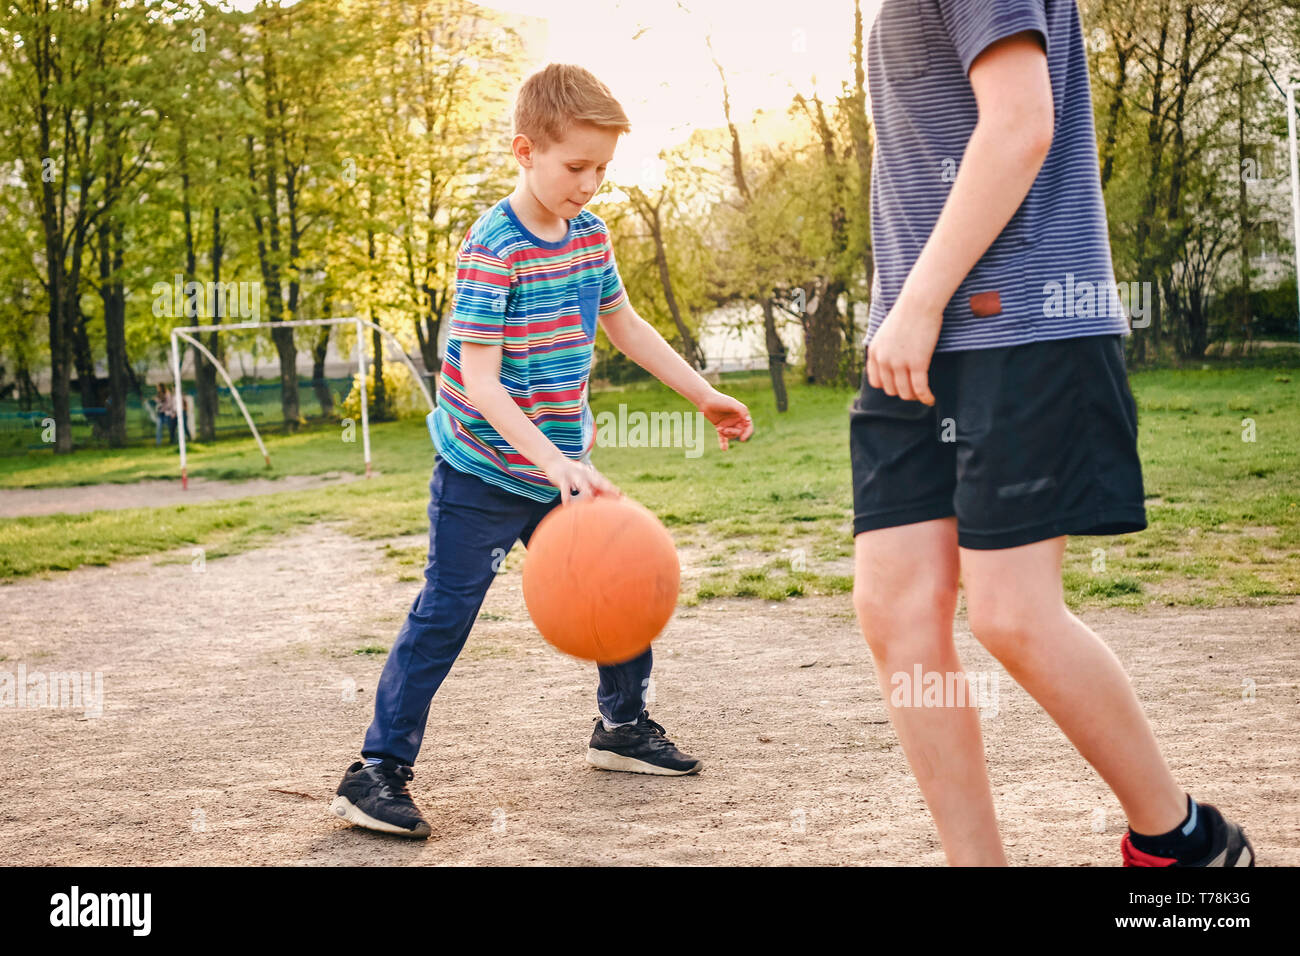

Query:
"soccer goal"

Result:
[[168, 317, 436, 490]]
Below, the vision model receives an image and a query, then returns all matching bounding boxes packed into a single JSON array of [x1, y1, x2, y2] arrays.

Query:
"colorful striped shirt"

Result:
[[428, 196, 627, 501]]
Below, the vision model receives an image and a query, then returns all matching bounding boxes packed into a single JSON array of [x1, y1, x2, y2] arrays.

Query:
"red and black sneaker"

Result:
[[1121, 802, 1255, 867]]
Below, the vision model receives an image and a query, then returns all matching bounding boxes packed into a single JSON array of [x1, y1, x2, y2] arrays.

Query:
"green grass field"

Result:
[[2, 362, 1296, 609]]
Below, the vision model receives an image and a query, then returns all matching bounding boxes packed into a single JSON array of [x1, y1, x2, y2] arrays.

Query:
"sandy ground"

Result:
[[0, 521, 1296, 866], [0, 471, 372, 518]]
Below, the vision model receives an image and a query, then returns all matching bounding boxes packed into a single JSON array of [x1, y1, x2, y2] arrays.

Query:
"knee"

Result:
[[966, 595, 1045, 661], [853, 575, 958, 659]]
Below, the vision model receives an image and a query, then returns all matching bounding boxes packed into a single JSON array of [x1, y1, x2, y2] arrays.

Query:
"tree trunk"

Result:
[[249, 37, 298, 433], [414, 309, 442, 382], [366, 226, 386, 419], [1235, 54, 1252, 352], [99, 218, 129, 446], [808, 92, 851, 384], [22, 363, 41, 411], [312, 331, 333, 418], [415, 280, 445, 382], [640, 194, 705, 369], [1159, 5, 1195, 357], [16, 353, 39, 411], [32, 35, 73, 453], [70, 297, 109, 440], [270, 325, 299, 430], [804, 279, 846, 385], [1130, 17, 1169, 365], [371, 327, 386, 421], [51, 250, 84, 453], [762, 297, 788, 413], [312, 283, 334, 417], [1099, 28, 1133, 190], [197, 206, 225, 442]]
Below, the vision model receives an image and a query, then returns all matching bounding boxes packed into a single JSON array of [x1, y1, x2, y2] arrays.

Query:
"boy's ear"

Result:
[[512, 133, 536, 167]]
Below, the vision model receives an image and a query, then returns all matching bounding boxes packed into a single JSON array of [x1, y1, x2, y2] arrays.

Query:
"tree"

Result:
[[0, 0, 164, 451]]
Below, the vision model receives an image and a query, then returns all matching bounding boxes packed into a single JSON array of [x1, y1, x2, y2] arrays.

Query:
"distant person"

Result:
[[153, 384, 174, 447]]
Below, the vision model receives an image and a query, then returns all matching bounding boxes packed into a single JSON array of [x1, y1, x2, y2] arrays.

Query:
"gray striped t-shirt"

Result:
[[866, 0, 1132, 352]]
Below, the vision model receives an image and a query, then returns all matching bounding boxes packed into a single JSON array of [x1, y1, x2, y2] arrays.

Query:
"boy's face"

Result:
[[515, 122, 619, 219]]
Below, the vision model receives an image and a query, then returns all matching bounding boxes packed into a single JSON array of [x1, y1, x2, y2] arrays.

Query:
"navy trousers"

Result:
[[362, 457, 653, 765]]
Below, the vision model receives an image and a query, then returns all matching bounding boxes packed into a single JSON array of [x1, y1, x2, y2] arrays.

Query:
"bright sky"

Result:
[[225, 0, 884, 185], [474, 0, 883, 183]]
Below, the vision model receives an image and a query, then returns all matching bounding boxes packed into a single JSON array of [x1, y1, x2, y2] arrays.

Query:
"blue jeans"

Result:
[[156, 413, 176, 445], [362, 457, 654, 765]]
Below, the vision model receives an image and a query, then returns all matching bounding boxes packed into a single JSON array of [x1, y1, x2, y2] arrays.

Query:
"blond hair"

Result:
[[513, 63, 630, 151]]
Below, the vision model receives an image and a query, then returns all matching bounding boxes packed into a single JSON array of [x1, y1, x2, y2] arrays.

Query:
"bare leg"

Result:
[[853, 518, 1007, 865], [960, 536, 1186, 835]]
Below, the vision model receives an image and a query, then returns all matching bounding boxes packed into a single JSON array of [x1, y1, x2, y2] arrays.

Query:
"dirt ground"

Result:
[[0, 471, 372, 518], [0, 520, 1296, 866]]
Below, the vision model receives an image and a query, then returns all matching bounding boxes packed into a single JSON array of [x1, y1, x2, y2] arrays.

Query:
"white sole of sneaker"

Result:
[[586, 747, 702, 776], [329, 795, 430, 839]]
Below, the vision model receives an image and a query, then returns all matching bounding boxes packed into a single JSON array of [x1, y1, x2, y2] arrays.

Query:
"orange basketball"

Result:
[[522, 496, 680, 664]]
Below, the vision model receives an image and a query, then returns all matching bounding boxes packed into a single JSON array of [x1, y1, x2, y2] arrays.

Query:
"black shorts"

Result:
[[850, 334, 1147, 550]]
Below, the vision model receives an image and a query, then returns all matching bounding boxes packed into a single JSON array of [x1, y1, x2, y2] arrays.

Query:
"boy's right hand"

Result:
[[866, 288, 943, 406], [544, 456, 622, 505]]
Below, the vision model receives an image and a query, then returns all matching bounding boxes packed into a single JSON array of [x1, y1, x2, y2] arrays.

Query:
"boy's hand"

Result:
[[697, 388, 754, 451], [544, 456, 622, 505], [865, 292, 943, 405]]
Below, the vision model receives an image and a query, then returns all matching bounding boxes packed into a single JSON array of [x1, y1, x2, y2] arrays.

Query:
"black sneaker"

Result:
[[330, 758, 432, 839], [586, 710, 702, 776], [1121, 802, 1255, 867]]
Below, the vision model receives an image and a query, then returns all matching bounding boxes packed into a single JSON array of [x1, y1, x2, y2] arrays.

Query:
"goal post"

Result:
[[168, 317, 436, 490]]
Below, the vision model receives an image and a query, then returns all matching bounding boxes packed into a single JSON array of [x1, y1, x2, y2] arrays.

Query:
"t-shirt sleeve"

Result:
[[598, 230, 627, 316], [447, 239, 512, 345], [938, 0, 1048, 77]]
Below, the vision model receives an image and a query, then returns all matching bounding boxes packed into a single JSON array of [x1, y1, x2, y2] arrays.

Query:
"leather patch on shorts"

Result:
[[969, 291, 1002, 317]]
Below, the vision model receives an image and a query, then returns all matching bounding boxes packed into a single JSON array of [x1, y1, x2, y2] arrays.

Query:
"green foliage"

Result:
[[1083, 0, 1298, 360], [339, 363, 430, 422]]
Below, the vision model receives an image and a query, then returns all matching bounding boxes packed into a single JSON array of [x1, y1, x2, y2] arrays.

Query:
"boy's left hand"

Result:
[[697, 388, 754, 451]]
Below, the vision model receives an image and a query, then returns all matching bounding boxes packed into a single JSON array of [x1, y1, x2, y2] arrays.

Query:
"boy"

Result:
[[852, 1, 1253, 865], [332, 63, 754, 839]]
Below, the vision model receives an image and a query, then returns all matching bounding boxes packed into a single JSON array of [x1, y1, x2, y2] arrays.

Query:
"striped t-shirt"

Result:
[[866, 0, 1132, 352], [427, 196, 626, 501]]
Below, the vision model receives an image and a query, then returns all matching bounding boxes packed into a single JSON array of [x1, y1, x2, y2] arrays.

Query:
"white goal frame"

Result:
[[169, 317, 436, 490]]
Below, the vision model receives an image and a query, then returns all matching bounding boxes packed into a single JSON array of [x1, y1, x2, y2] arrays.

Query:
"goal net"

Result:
[[168, 317, 435, 489]]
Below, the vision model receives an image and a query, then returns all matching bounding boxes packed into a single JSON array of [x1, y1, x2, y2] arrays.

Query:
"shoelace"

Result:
[[371, 763, 417, 805], [595, 714, 672, 747], [631, 715, 677, 751]]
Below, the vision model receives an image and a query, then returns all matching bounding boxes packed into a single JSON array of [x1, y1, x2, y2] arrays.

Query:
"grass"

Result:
[[0, 415, 421, 489], [1, 365, 1297, 609]]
